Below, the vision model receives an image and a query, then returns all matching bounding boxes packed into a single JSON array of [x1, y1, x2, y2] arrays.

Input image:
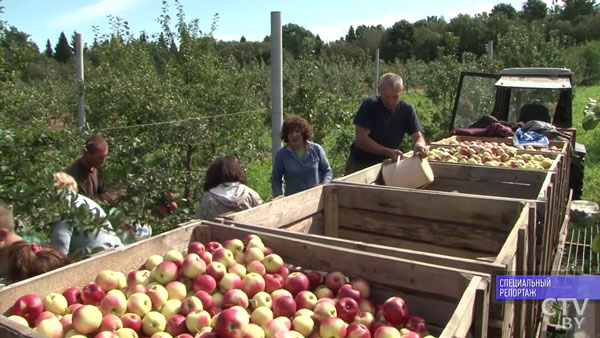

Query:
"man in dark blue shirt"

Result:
[[345, 73, 428, 174]]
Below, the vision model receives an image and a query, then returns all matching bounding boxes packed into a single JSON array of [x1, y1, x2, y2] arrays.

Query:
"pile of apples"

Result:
[[441, 139, 562, 153], [428, 141, 554, 169], [6, 234, 435, 338]]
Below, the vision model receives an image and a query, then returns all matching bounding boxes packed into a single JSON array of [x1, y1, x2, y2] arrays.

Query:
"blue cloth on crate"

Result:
[[271, 141, 333, 197], [513, 128, 550, 147]]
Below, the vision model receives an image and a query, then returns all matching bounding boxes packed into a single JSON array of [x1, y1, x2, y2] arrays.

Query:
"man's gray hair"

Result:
[[379, 73, 404, 90]]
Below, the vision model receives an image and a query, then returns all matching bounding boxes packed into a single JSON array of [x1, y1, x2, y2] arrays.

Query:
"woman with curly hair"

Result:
[[272, 116, 333, 197]]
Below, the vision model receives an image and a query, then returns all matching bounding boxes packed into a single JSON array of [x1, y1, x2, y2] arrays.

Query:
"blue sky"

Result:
[[2, 0, 554, 50]]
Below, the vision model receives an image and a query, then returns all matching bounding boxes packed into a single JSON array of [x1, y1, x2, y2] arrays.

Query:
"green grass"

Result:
[[572, 86, 600, 205]]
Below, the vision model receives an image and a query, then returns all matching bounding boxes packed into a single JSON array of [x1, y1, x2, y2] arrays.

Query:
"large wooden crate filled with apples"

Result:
[[335, 158, 559, 278], [222, 183, 535, 337], [0, 221, 491, 338]]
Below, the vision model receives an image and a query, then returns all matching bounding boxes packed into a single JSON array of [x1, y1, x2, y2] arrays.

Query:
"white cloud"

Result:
[[48, 0, 146, 28]]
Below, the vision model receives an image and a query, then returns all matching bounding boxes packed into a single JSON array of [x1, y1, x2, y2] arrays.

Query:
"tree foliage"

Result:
[[54, 32, 72, 63]]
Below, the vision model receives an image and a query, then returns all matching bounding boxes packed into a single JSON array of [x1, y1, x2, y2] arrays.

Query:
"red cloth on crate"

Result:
[[444, 122, 514, 138]]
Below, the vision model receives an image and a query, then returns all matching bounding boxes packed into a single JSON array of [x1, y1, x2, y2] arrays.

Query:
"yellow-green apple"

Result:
[[99, 313, 124, 332], [312, 301, 337, 323], [273, 295, 296, 318], [120, 313, 142, 332], [220, 273, 243, 292], [235, 252, 246, 264], [292, 315, 314, 337], [374, 326, 401, 338], [33, 311, 55, 327], [163, 249, 184, 267], [147, 332, 170, 338], [147, 284, 169, 310], [115, 271, 127, 289], [320, 317, 347, 338], [43, 292, 69, 315], [158, 298, 181, 317], [180, 296, 204, 316], [251, 306, 273, 326], [100, 293, 128, 316], [63, 329, 86, 338], [153, 261, 179, 284], [194, 290, 214, 310], [264, 274, 285, 293], [36, 316, 64, 338], [188, 241, 206, 255], [81, 283, 106, 305], [141, 311, 167, 336], [244, 247, 265, 264], [349, 279, 370, 299], [126, 284, 149, 298], [144, 254, 164, 271], [250, 292, 272, 309], [335, 297, 359, 323], [165, 281, 187, 300], [206, 262, 227, 281], [346, 322, 371, 338], [294, 291, 317, 310], [182, 254, 206, 280], [261, 319, 288, 338], [107, 289, 127, 302], [382, 297, 408, 326], [12, 294, 44, 324], [288, 330, 304, 338], [222, 289, 249, 309], [62, 288, 83, 306], [115, 327, 139, 338], [242, 273, 266, 298], [185, 309, 212, 334], [353, 311, 374, 329], [246, 261, 266, 276], [128, 269, 152, 287], [285, 272, 309, 296], [274, 316, 291, 330], [206, 241, 223, 253], [228, 263, 247, 278], [7, 315, 29, 327], [404, 316, 427, 335], [127, 293, 153, 317], [198, 251, 213, 265], [277, 267, 290, 280], [270, 289, 293, 303], [246, 237, 265, 250], [294, 309, 313, 317], [358, 299, 375, 314], [214, 307, 249, 338], [165, 314, 187, 336], [314, 286, 334, 299], [305, 271, 322, 289], [72, 304, 103, 334], [246, 322, 266, 338], [96, 270, 121, 291], [243, 234, 261, 245], [213, 248, 235, 268], [211, 291, 224, 308], [324, 272, 346, 294], [193, 274, 217, 294], [262, 254, 284, 274], [224, 239, 244, 256]]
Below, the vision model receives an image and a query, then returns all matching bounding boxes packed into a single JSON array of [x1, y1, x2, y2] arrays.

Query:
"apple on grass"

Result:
[[320, 317, 347, 338], [12, 294, 44, 324], [72, 304, 103, 334], [141, 311, 167, 336]]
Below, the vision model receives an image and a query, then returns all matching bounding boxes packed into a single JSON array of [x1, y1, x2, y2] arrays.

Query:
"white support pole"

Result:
[[271, 11, 283, 160], [374, 48, 380, 95], [75, 33, 85, 137], [488, 40, 494, 61]]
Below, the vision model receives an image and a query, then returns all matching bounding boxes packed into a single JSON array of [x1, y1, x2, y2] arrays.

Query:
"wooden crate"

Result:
[[433, 135, 569, 154], [222, 184, 534, 337], [0, 222, 489, 338]]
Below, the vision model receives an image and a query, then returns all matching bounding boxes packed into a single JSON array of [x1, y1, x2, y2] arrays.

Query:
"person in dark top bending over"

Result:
[[344, 72, 428, 174], [65, 134, 113, 202]]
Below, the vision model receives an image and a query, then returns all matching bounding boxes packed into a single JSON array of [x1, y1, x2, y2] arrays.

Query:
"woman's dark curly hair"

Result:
[[204, 156, 247, 191], [280, 116, 313, 143]]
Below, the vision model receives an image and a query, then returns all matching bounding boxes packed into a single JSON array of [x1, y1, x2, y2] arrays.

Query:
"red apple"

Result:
[[320, 317, 347, 338], [126, 284, 148, 298], [206, 262, 227, 281], [198, 251, 213, 265], [222, 289, 249, 309], [337, 284, 361, 302], [264, 274, 285, 293], [273, 295, 296, 318], [185, 310, 212, 334], [120, 313, 142, 332], [404, 316, 427, 335], [246, 260, 266, 276], [194, 290, 215, 310], [99, 313, 123, 332], [285, 272, 309, 296], [382, 297, 409, 326], [188, 241, 206, 255], [305, 271, 322, 289], [206, 241, 223, 253], [325, 272, 346, 294], [277, 266, 290, 279], [62, 288, 83, 306], [153, 261, 179, 284], [242, 272, 266, 298], [33, 311, 56, 327], [347, 322, 371, 338], [180, 296, 204, 316], [219, 273, 243, 292], [193, 274, 217, 294], [349, 278, 371, 299], [99, 293, 127, 317], [166, 314, 187, 336], [81, 283, 106, 305], [127, 269, 151, 287], [373, 325, 401, 338], [335, 297, 359, 323], [214, 308, 249, 338], [96, 270, 121, 292], [213, 248, 235, 268], [169, 201, 178, 211]]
